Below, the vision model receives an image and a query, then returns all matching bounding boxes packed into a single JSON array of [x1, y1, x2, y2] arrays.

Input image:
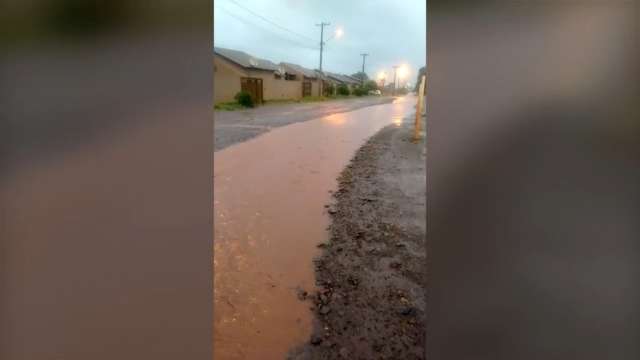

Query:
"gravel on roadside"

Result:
[[289, 117, 427, 360]]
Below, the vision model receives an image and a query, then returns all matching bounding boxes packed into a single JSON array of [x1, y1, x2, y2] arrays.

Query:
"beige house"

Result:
[[325, 72, 361, 92], [313, 71, 341, 96], [280, 62, 323, 98], [214, 47, 302, 105]]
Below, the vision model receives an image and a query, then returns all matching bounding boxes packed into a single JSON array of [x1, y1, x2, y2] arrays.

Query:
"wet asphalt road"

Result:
[[213, 96, 395, 151]]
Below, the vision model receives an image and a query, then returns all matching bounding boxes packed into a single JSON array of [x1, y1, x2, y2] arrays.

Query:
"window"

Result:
[[285, 73, 297, 81]]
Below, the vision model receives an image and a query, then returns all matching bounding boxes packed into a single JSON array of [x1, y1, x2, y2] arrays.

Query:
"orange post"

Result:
[[414, 75, 426, 141]]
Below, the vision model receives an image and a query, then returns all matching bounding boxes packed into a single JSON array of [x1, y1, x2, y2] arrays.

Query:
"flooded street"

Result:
[[213, 95, 415, 359]]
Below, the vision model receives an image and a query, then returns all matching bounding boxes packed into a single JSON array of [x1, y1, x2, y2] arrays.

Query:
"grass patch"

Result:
[[263, 99, 299, 105], [214, 101, 245, 111]]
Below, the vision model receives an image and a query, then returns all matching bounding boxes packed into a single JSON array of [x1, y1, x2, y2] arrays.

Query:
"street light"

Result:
[[317, 23, 344, 95], [326, 27, 344, 42], [396, 64, 410, 92], [377, 71, 387, 89], [398, 64, 409, 79]]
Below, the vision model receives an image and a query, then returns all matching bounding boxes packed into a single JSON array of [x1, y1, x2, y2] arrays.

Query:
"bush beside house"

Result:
[[337, 84, 350, 96], [234, 91, 254, 108]]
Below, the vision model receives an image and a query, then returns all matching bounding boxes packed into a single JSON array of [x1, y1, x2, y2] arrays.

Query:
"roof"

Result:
[[314, 70, 330, 81], [214, 47, 279, 72], [280, 62, 318, 79], [325, 72, 360, 85], [343, 75, 362, 84], [324, 72, 346, 83]]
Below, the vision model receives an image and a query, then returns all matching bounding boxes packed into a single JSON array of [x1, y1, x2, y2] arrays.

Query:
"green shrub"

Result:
[[323, 83, 335, 96], [337, 84, 350, 96], [364, 80, 378, 92], [234, 91, 254, 108], [352, 87, 367, 96]]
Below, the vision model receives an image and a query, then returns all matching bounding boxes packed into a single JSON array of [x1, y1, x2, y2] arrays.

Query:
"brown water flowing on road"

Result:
[[213, 95, 415, 359]]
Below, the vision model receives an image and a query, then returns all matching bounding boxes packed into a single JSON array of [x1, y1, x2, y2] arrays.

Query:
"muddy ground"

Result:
[[289, 117, 427, 360], [214, 96, 394, 151]]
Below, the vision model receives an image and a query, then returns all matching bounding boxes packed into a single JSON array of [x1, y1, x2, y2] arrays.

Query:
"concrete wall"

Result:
[[310, 80, 320, 98], [213, 56, 246, 104], [248, 69, 301, 101], [214, 56, 306, 103]]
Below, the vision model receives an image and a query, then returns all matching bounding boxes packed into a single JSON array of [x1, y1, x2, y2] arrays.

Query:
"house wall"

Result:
[[322, 80, 338, 96], [214, 57, 308, 103], [310, 80, 320, 97], [213, 56, 246, 104], [248, 69, 301, 101]]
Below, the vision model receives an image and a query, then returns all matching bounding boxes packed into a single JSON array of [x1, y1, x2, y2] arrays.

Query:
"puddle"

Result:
[[213, 95, 415, 359]]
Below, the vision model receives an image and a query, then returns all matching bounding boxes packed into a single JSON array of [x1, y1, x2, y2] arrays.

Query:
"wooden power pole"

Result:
[[360, 53, 369, 86]]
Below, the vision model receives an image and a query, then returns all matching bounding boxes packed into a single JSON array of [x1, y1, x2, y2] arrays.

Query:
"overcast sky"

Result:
[[214, 0, 426, 85]]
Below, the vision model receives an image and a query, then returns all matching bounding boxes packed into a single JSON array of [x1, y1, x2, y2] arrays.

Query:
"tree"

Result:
[[337, 84, 350, 96], [414, 66, 426, 92], [350, 71, 369, 83], [363, 80, 378, 92]]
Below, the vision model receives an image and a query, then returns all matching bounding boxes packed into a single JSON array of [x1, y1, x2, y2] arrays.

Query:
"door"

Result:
[[302, 81, 312, 97], [241, 77, 263, 104]]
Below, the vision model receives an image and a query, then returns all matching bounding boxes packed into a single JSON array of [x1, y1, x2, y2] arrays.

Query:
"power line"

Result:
[[225, 0, 316, 43], [215, 4, 318, 51]]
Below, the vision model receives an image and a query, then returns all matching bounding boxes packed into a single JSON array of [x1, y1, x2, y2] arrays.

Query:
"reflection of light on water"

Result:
[[392, 116, 403, 127], [322, 113, 346, 126]]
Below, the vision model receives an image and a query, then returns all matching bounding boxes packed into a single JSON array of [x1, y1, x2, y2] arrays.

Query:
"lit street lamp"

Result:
[[377, 71, 387, 89], [397, 64, 410, 90]]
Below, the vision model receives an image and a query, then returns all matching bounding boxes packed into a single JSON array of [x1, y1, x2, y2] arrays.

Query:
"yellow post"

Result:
[[414, 75, 426, 141]]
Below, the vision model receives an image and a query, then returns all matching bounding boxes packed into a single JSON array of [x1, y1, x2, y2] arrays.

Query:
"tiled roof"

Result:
[[325, 72, 360, 85], [280, 62, 318, 78], [214, 47, 279, 71]]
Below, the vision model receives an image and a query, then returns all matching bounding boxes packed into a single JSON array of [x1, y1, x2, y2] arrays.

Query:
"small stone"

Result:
[[310, 336, 323, 345], [319, 294, 329, 304], [319, 306, 331, 315], [400, 307, 417, 316], [339, 347, 349, 358]]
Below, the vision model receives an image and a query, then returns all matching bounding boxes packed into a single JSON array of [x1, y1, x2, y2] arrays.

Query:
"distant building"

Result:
[[280, 62, 323, 98], [214, 46, 359, 103], [325, 72, 360, 92], [214, 47, 301, 104]]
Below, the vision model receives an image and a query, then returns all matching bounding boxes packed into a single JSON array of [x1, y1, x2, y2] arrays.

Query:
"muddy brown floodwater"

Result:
[[213, 95, 415, 359]]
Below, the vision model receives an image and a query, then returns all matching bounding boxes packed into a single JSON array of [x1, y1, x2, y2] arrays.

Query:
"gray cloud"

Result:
[[214, 0, 426, 84]]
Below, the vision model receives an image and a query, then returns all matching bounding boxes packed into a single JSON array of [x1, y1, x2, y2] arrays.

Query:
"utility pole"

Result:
[[316, 22, 330, 72], [360, 53, 369, 86], [316, 22, 330, 96], [392, 65, 399, 96]]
